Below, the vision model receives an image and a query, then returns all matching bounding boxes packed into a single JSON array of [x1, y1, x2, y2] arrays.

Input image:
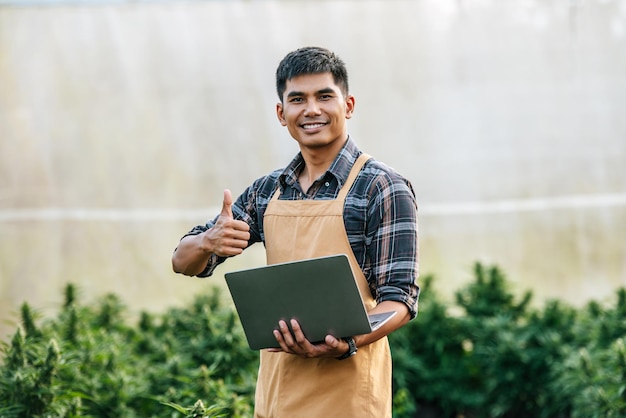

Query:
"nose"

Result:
[[304, 100, 321, 116]]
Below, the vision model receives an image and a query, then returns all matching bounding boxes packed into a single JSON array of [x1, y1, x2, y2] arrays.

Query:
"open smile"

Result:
[[300, 122, 328, 131]]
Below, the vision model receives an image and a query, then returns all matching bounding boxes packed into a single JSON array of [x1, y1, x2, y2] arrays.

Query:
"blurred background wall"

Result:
[[1, 0, 625, 340]]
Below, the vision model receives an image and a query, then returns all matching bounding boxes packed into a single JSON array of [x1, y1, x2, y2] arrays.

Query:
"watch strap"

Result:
[[336, 337, 357, 360]]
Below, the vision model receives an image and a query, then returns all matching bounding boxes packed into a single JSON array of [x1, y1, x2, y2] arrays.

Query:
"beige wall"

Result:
[[1, 0, 625, 339]]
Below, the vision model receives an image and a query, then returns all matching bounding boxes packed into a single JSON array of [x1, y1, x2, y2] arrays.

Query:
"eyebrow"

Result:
[[286, 87, 337, 99]]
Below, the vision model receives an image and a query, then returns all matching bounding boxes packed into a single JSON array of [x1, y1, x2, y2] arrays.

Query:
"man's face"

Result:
[[276, 72, 355, 152]]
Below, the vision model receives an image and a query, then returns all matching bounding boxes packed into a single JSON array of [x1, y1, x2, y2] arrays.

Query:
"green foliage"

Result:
[[553, 294, 626, 418], [162, 399, 227, 418], [0, 285, 257, 417], [2, 265, 626, 417], [455, 262, 532, 319], [390, 274, 472, 415], [391, 262, 626, 417]]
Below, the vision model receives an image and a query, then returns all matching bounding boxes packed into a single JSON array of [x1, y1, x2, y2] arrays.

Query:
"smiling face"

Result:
[[276, 72, 355, 155]]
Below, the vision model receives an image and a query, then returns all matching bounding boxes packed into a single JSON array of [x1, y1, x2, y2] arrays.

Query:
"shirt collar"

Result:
[[279, 136, 362, 190]]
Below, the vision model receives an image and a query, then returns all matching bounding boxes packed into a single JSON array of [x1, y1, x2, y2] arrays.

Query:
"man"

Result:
[[172, 46, 419, 417]]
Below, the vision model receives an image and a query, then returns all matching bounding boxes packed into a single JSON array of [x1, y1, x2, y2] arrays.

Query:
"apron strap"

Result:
[[336, 153, 371, 201]]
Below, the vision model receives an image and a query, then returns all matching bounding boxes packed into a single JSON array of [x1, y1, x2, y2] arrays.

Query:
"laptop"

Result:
[[224, 254, 397, 350]]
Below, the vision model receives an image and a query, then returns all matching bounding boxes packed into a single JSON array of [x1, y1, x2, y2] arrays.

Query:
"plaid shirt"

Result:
[[184, 137, 420, 318]]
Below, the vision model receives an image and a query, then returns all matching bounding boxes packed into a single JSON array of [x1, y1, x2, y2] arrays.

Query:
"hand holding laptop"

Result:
[[267, 318, 349, 358], [224, 254, 397, 350]]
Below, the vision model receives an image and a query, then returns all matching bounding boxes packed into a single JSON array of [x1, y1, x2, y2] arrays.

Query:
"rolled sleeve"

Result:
[[367, 172, 420, 319]]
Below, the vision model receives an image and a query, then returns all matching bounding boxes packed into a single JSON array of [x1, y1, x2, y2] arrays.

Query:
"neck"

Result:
[[300, 134, 348, 168], [298, 137, 347, 191]]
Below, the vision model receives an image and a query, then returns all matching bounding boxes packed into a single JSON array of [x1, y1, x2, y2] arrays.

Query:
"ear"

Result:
[[345, 95, 355, 120], [276, 102, 287, 126]]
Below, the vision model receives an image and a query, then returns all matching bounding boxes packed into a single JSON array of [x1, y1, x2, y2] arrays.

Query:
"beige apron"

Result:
[[254, 153, 392, 418]]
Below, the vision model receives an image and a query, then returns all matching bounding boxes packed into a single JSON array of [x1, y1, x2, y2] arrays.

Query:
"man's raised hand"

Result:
[[205, 189, 250, 257]]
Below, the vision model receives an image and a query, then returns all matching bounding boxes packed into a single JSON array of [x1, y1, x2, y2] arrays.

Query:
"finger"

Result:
[[220, 189, 234, 218], [324, 334, 340, 348], [289, 319, 313, 350], [289, 319, 306, 344], [279, 320, 297, 346], [231, 219, 251, 233], [273, 324, 292, 353], [273, 330, 287, 350]]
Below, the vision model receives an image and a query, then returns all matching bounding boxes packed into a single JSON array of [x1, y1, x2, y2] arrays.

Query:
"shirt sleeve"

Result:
[[366, 172, 420, 319]]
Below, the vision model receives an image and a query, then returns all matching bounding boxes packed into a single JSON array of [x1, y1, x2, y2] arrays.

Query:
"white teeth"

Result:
[[303, 123, 325, 129]]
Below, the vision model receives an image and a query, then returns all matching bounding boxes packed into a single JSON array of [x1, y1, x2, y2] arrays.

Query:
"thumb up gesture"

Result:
[[205, 189, 251, 257], [220, 188, 236, 218]]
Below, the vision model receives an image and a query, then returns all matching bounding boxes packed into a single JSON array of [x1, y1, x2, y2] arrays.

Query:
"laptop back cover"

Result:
[[225, 254, 373, 350]]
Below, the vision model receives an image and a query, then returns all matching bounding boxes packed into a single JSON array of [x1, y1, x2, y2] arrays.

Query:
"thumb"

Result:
[[220, 189, 234, 218]]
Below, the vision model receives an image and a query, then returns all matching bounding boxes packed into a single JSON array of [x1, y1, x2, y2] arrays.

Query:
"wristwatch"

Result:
[[336, 337, 357, 360]]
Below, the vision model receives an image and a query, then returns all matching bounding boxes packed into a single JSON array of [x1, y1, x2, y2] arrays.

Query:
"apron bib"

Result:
[[254, 154, 392, 418]]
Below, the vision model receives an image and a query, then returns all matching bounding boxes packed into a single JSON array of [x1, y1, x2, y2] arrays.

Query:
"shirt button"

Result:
[[325, 182, 330, 187]]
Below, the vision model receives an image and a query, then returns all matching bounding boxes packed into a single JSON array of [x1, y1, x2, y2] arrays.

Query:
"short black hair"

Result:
[[275, 46, 349, 101]]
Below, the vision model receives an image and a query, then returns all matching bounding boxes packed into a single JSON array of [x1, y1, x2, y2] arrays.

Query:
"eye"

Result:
[[289, 97, 304, 103], [319, 94, 332, 100]]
